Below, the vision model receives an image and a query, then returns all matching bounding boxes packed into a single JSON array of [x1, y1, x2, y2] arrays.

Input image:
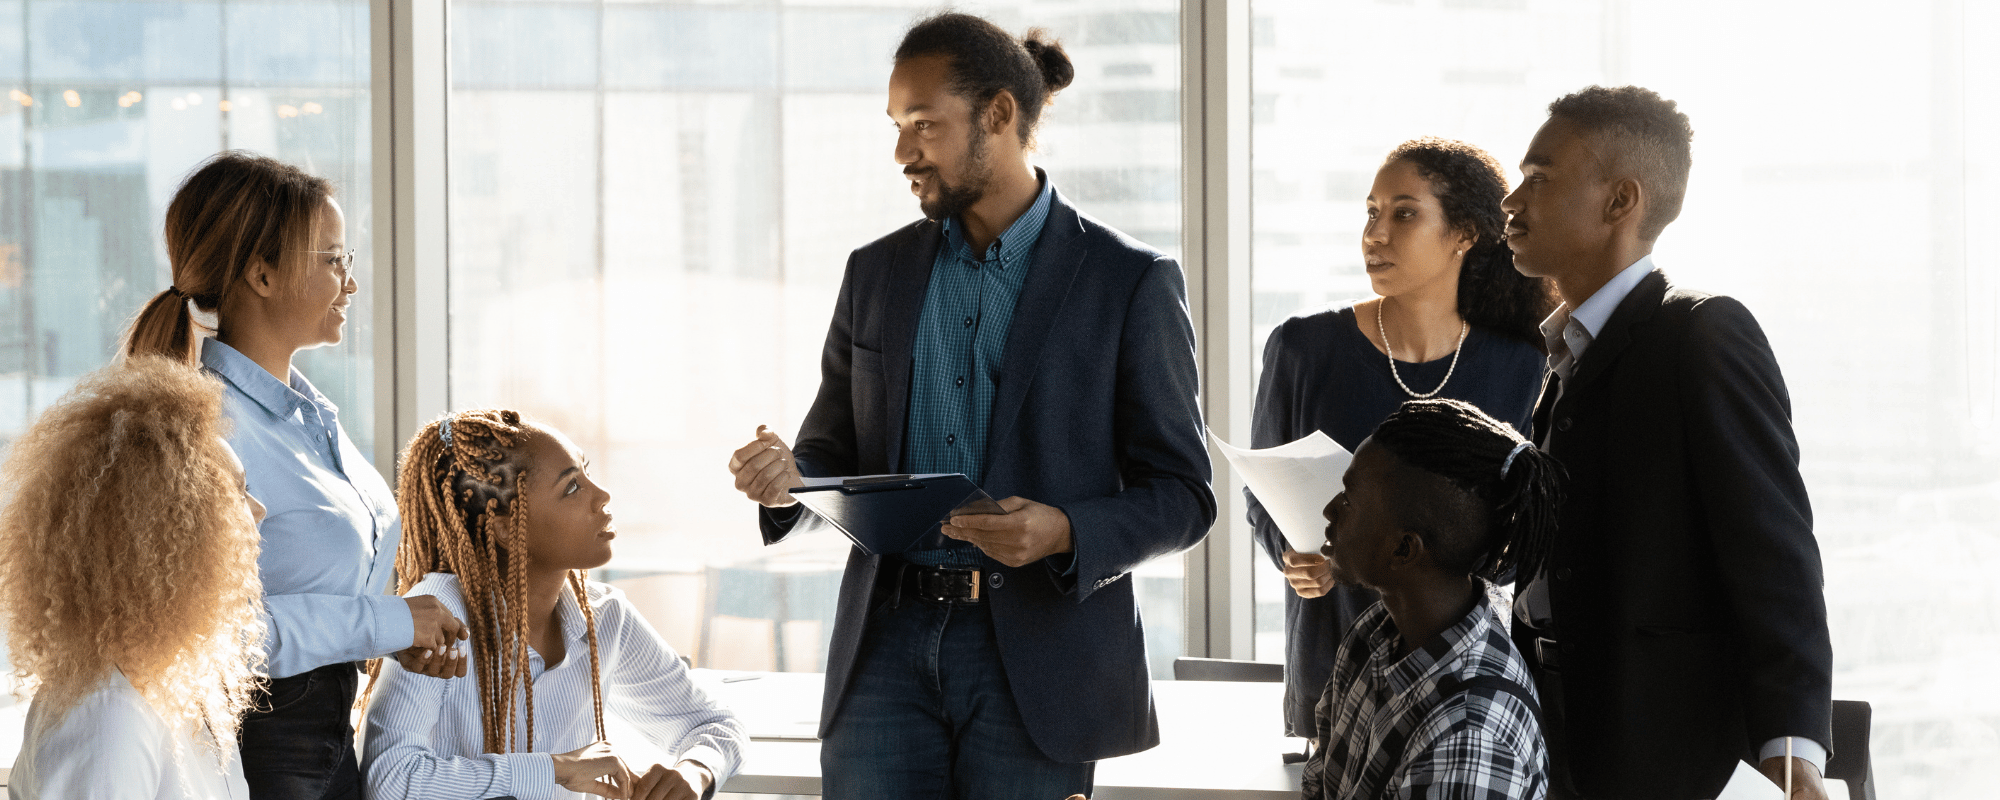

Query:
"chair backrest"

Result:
[[1172, 656, 1283, 683], [1824, 699, 1874, 800]]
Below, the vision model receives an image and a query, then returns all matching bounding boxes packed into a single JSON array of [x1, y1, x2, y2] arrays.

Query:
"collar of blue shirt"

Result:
[[200, 337, 337, 424], [939, 169, 1055, 268], [1538, 253, 1656, 364]]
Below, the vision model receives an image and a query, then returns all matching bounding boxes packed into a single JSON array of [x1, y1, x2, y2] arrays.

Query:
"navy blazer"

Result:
[[760, 187, 1216, 763], [1523, 270, 1833, 798]]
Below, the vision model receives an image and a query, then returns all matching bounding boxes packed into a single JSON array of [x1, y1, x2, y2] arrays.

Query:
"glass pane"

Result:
[[1250, 2, 2000, 798], [0, 0, 373, 451], [0, 0, 372, 732], [447, 1, 1186, 683]]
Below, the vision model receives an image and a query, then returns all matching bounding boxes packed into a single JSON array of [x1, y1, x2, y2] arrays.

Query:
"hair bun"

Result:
[[1022, 29, 1074, 95]]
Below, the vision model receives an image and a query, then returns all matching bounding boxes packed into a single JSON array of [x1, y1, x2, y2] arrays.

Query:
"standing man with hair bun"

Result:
[[726, 11, 1214, 798]]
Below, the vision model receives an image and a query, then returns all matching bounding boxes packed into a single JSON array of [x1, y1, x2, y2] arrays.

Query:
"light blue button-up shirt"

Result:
[[202, 338, 411, 678]]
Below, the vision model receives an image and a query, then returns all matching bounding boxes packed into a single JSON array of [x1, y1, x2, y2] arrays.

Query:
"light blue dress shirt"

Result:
[[202, 338, 412, 679]]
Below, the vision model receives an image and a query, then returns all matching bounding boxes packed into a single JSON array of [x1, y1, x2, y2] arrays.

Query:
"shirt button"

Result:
[[1556, 567, 1574, 581], [1557, 417, 1573, 432], [989, 572, 1005, 589], [963, 316, 974, 328], [955, 376, 965, 387], [946, 434, 956, 445]]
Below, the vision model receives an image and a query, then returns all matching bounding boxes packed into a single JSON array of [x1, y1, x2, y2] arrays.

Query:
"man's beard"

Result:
[[915, 125, 992, 222]]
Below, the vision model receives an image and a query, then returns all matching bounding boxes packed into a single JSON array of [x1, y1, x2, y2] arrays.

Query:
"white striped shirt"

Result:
[[362, 573, 745, 800]]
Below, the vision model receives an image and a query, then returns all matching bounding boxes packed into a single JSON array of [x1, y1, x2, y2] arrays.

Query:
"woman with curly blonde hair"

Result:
[[0, 356, 268, 798]]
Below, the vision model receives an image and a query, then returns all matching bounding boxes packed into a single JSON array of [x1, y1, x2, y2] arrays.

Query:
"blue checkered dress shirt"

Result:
[[901, 176, 1053, 567]]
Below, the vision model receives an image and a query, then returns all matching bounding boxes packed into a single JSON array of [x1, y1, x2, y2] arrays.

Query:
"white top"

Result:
[[362, 573, 746, 800], [8, 671, 247, 800]]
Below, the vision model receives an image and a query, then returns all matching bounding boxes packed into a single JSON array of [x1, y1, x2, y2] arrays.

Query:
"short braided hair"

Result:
[[1369, 399, 1564, 584]]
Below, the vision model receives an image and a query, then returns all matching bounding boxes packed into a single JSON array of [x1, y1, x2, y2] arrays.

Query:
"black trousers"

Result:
[[239, 662, 363, 800]]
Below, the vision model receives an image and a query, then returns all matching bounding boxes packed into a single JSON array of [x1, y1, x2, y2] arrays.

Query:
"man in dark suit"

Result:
[[1501, 85, 1834, 800], [725, 12, 1213, 798]]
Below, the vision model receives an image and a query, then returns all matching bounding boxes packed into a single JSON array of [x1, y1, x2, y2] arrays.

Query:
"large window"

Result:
[[445, 0, 1186, 677], [1248, 1, 2000, 797], [0, 0, 373, 756], [0, 0, 377, 456]]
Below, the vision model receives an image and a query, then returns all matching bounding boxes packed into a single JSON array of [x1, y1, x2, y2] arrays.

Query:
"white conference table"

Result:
[[691, 670, 1305, 799]]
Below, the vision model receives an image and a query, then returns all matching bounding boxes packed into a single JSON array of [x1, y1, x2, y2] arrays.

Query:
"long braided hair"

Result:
[[1369, 399, 1563, 584], [383, 409, 606, 753]]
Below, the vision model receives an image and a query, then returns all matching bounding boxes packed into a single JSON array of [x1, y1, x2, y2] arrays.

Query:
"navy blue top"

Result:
[[1245, 302, 1544, 736]]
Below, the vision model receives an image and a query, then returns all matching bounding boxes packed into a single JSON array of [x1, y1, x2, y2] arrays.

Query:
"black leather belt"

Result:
[[901, 564, 984, 603]]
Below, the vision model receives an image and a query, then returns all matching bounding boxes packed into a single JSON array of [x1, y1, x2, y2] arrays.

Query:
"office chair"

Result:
[[1824, 699, 1875, 800]]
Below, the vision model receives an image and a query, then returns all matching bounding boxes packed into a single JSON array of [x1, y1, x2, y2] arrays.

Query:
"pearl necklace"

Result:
[[1378, 299, 1468, 399]]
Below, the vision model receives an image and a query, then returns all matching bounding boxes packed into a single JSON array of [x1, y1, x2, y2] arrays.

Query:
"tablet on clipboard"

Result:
[[787, 473, 1005, 556]]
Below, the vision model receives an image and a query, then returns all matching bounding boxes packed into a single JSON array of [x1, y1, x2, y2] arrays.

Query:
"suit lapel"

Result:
[[881, 221, 943, 472], [1562, 269, 1669, 400], [1531, 372, 1560, 446], [984, 190, 1087, 477]]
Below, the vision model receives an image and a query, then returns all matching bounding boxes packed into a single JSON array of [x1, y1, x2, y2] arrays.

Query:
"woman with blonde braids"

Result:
[[363, 410, 745, 800], [1, 357, 267, 799]]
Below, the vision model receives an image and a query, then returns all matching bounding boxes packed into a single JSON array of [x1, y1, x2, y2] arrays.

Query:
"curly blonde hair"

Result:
[[0, 356, 266, 754]]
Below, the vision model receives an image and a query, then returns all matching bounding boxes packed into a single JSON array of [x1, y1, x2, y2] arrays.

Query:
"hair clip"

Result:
[[439, 416, 453, 445]]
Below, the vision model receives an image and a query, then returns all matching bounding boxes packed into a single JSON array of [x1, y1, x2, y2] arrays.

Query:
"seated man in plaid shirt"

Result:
[[1305, 399, 1558, 799]]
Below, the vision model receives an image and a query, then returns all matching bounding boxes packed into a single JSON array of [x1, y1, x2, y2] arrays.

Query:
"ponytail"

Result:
[[1484, 438, 1562, 583], [120, 150, 333, 365], [122, 288, 203, 366]]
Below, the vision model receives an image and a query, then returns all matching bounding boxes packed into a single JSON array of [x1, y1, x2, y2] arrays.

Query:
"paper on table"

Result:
[[1713, 760, 1784, 800], [1209, 428, 1352, 554]]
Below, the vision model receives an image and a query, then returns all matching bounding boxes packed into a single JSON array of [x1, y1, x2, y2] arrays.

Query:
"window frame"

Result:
[[369, 0, 1261, 662]]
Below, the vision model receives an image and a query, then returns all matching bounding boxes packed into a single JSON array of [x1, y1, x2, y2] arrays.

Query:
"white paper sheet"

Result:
[[1209, 428, 1353, 554], [1713, 760, 1785, 800]]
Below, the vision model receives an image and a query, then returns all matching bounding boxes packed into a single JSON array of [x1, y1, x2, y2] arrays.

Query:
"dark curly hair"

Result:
[[1385, 137, 1557, 351], [1546, 85, 1694, 241], [895, 12, 1075, 148]]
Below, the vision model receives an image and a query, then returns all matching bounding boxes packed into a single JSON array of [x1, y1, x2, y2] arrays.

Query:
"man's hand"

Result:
[[405, 595, 468, 652], [553, 741, 637, 799], [1757, 756, 1830, 800], [728, 425, 803, 507], [942, 497, 1072, 568], [1282, 549, 1334, 598], [391, 642, 466, 679], [630, 760, 713, 800]]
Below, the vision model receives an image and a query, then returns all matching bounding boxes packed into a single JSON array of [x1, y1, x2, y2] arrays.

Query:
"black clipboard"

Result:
[[787, 473, 1006, 556]]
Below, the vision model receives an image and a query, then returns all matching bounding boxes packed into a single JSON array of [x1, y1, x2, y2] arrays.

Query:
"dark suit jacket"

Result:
[[760, 187, 1216, 763], [1522, 269, 1833, 799]]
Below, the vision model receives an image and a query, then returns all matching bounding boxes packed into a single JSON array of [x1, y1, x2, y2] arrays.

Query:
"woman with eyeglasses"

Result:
[[122, 151, 467, 800]]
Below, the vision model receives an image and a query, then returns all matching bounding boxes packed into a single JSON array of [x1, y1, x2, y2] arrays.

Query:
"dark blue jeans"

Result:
[[239, 662, 362, 800], [820, 594, 1094, 799]]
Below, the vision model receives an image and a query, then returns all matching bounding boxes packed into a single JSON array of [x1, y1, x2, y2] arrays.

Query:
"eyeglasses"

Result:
[[299, 249, 356, 277]]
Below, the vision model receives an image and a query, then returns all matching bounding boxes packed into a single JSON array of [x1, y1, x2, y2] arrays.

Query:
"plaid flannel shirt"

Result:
[[1304, 594, 1547, 800]]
